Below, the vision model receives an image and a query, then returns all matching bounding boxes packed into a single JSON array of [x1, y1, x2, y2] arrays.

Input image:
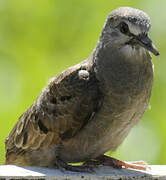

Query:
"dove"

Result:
[[5, 7, 159, 172]]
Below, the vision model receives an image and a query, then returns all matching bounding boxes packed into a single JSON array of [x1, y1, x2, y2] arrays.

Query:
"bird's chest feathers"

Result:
[[95, 49, 153, 96]]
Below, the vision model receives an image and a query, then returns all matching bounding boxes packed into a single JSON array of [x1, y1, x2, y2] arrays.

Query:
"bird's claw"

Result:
[[55, 157, 96, 173], [55, 155, 148, 173], [86, 155, 148, 171]]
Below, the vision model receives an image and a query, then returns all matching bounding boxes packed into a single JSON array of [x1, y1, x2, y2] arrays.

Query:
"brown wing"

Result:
[[5, 61, 103, 158]]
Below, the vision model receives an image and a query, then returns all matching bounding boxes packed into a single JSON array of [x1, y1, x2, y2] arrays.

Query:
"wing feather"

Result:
[[5, 61, 103, 157]]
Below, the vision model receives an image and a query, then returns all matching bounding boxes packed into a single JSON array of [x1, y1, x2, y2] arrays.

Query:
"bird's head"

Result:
[[100, 7, 159, 56]]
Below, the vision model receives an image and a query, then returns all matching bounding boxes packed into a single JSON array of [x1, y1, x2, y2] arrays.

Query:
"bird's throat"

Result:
[[93, 43, 152, 95]]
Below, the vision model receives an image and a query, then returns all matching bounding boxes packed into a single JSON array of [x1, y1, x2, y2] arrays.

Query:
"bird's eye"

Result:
[[119, 22, 129, 34]]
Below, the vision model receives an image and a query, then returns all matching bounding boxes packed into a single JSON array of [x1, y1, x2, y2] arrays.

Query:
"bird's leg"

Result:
[[55, 156, 148, 172], [55, 157, 95, 173], [97, 155, 148, 170], [83, 155, 122, 169], [84, 155, 148, 170], [129, 161, 147, 165]]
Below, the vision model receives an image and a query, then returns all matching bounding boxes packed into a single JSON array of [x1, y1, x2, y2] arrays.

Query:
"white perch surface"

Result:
[[0, 165, 166, 180]]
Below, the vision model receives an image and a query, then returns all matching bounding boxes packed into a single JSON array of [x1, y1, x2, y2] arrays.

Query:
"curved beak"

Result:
[[137, 34, 159, 56]]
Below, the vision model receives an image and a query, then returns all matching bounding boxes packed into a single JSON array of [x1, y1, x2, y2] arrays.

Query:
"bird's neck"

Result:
[[90, 41, 153, 95]]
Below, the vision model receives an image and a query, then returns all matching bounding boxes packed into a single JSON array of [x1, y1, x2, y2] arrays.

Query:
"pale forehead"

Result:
[[109, 7, 151, 33]]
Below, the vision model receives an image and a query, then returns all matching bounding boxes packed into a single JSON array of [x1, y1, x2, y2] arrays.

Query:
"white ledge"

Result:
[[0, 165, 166, 180]]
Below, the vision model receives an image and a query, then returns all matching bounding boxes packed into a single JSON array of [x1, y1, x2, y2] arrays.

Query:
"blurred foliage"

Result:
[[0, 0, 165, 165]]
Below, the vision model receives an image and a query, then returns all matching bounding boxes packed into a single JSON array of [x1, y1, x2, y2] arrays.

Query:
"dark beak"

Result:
[[137, 34, 159, 56]]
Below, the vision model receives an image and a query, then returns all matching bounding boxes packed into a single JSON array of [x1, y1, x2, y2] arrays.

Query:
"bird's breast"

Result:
[[59, 53, 153, 163], [96, 48, 153, 97]]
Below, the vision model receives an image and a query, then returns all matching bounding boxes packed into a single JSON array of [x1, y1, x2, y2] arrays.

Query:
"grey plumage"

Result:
[[5, 7, 159, 170]]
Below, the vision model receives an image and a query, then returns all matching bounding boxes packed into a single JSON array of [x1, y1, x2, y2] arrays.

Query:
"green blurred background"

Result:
[[0, 0, 166, 165]]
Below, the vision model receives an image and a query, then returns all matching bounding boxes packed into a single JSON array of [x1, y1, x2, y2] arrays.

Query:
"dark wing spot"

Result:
[[52, 109, 56, 115], [59, 129, 73, 140], [61, 96, 72, 101], [34, 114, 38, 121], [23, 132, 28, 145], [38, 119, 48, 134], [50, 97, 57, 104]]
